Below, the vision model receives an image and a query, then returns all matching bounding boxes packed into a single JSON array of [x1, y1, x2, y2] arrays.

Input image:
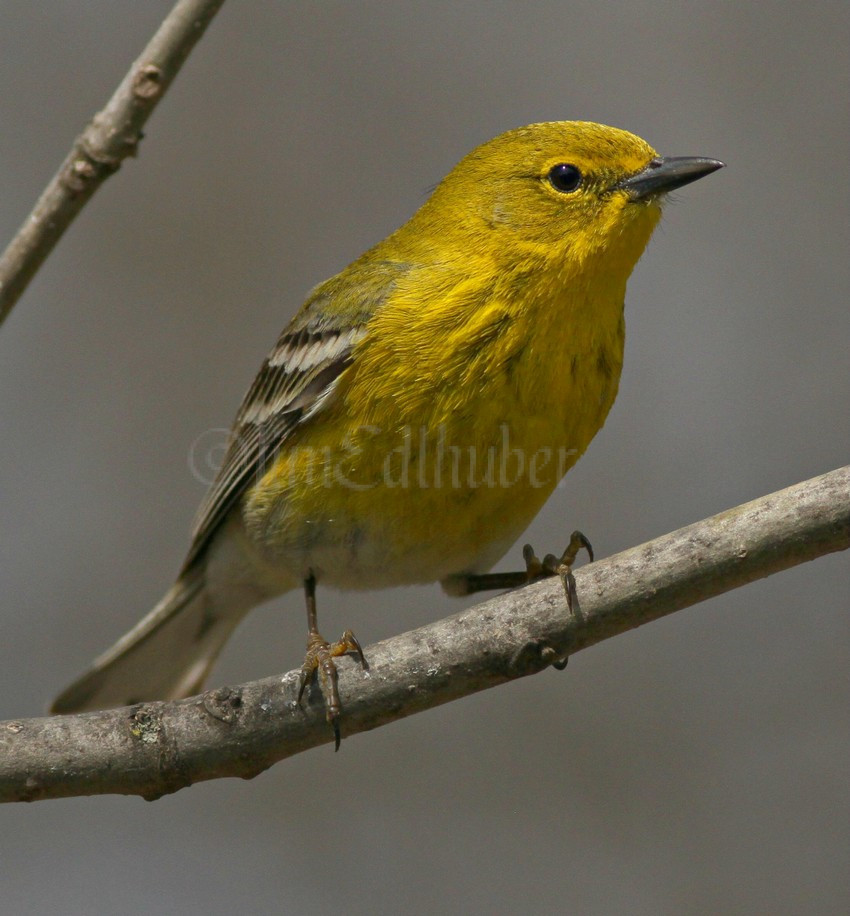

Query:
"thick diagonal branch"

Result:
[[1, 465, 848, 803], [0, 0, 226, 326]]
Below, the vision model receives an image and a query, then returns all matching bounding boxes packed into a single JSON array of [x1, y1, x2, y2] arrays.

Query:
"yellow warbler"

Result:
[[52, 122, 722, 744]]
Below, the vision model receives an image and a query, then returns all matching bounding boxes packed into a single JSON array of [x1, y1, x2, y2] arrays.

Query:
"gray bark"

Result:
[[2, 466, 847, 803]]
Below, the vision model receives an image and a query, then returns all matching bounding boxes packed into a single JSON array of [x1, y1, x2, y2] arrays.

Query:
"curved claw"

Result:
[[297, 626, 367, 751], [562, 531, 593, 567], [340, 629, 369, 671], [541, 553, 561, 576], [522, 543, 544, 580]]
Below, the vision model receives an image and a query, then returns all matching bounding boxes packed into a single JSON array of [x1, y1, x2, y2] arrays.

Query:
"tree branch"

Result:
[[0, 0, 226, 326], [2, 466, 847, 804]]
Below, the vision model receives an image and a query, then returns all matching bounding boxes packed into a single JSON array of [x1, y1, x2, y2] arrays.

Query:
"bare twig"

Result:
[[1, 466, 847, 804], [0, 0, 226, 326]]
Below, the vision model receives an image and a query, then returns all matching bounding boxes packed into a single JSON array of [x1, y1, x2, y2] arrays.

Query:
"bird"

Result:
[[51, 121, 723, 747]]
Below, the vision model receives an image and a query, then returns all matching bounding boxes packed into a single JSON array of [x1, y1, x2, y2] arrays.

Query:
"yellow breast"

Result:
[[244, 247, 637, 587]]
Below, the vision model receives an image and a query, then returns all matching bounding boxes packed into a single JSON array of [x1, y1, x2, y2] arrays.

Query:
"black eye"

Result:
[[548, 163, 582, 193]]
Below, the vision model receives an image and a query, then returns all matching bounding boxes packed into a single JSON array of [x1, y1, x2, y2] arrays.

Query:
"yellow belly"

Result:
[[243, 282, 626, 589]]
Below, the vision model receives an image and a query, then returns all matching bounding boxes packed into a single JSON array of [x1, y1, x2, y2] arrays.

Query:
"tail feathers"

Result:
[[51, 574, 243, 714]]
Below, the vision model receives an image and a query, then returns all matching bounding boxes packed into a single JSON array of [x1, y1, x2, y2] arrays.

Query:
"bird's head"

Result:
[[416, 121, 723, 278]]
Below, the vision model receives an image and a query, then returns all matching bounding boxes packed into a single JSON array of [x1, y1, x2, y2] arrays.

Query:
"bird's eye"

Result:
[[548, 163, 582, 193]]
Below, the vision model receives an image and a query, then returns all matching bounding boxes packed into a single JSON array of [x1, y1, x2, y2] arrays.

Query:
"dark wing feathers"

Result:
[[182, 328, 360, 571], [182, 260, 411, 571]]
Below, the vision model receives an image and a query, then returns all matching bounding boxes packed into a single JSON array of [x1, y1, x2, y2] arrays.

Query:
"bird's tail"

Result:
[[50, 571, 246, 714]]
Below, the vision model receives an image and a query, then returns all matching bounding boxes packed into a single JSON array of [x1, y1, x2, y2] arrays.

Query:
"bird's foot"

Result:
[[455, 530, 593, 668], [297, 628, 367, 751]]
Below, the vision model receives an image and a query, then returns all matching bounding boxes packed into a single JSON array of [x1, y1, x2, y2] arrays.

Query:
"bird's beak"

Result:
[[614, 156, 725, 199]]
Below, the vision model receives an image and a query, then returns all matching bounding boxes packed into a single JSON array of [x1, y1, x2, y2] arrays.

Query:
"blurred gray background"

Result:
[[1, 2, 848, 914]]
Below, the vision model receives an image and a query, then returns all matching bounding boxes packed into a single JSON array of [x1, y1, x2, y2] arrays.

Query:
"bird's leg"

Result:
[[460, 531, 593, 666], [296, 572, 367, 751]]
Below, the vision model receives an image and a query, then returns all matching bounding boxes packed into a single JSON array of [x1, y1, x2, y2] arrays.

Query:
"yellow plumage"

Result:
[[52, 121, 722, 718], [244, 123, 661, 589]]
